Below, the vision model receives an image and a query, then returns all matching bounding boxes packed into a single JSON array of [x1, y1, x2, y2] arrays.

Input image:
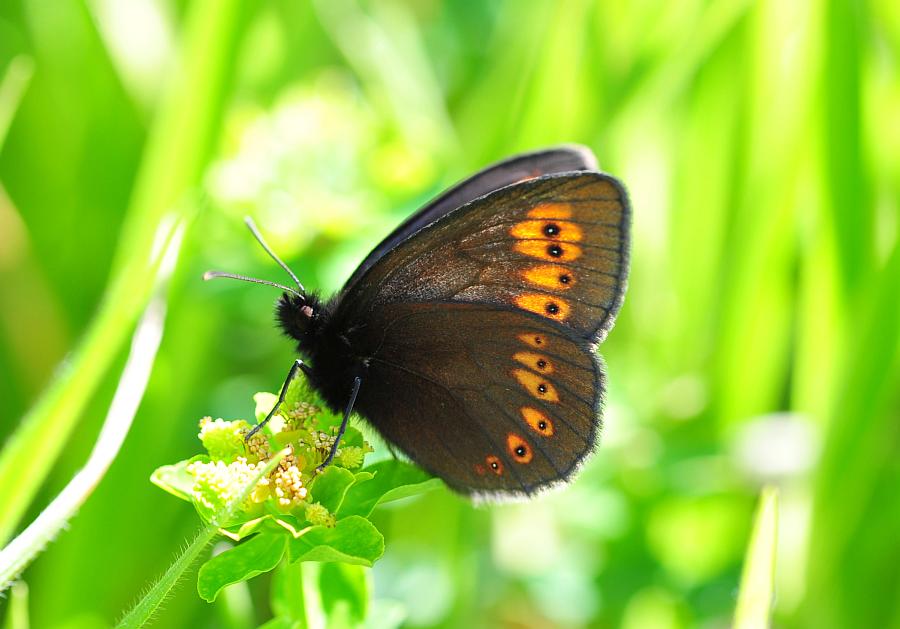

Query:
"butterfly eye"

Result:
[[510, 218, 582, 244], [521, 407, 555, 437], [518, 333, 548, 348], [513, 351, 554, 374], [521, 265, 575, 290], [515, 294, 570, 321], [506, 433, 534, 463], [512, 368, 560, 402], [514, 239, 583, 261]]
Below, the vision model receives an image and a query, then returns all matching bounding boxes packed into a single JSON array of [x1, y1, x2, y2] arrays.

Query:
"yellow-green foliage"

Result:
[[0, 1, 897, 627]]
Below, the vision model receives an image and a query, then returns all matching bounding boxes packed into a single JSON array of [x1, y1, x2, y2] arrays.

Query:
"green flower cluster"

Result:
[[151, 375, 439, 605], [153, 377, 373, 530]]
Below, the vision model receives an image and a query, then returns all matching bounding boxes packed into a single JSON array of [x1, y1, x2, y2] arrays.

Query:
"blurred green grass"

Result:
[[0, 0, 898, 627]]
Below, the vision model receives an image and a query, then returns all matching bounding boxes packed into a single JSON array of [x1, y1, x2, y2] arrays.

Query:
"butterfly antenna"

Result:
[[203, 271, 304, 299], [243, 216, 305, 294]]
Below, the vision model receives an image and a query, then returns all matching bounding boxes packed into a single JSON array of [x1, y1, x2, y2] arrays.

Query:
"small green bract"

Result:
[[151, 375, 441, 603]]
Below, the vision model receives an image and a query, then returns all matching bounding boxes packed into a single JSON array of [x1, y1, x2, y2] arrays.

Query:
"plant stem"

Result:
[[116, 524, 219, 629], [116, 449, 289, 629], [3, 580, 29, 629]]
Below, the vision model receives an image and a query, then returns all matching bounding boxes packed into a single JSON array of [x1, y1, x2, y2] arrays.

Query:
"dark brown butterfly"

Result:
[[207, 145, 630, 499]]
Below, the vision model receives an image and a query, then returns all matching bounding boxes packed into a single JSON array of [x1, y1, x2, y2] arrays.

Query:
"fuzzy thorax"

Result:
[[274, 291, 360, 414]]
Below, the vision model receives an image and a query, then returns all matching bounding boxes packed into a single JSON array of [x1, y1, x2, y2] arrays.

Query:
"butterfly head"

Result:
[[276, 291, 323, 343]]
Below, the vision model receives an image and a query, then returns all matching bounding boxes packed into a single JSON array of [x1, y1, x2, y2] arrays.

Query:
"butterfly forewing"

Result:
[[342, 172, 629, 343], [344, 146, 599, 290], [352, 302, 603, 495]]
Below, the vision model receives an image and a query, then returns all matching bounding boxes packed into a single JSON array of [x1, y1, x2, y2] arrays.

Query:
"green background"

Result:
[[1, 0, 898, 627]]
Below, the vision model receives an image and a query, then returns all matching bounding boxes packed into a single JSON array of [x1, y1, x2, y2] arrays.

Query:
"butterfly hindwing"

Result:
[[340, 172, 629, 343], [352, 302, 603, 496]]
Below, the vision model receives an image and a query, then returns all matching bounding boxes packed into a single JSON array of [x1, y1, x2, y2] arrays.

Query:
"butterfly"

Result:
[[206, 145, 630, 499]]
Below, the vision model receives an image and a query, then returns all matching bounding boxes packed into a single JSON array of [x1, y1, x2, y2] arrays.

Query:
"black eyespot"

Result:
[[515, 446, 527, 457], [491, 461, 498, 469], [548, 244, 563, 257], [559, 274, 571, 284], [537, 359, 547, 369], [534, 336, 542, 345], [538, 420, 547, 430], [543, 223, 560, 236], [546, 302, 559, 315], [538, 384, 547, 394]]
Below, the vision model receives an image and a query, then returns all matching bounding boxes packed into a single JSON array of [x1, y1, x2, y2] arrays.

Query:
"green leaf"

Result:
[[149, 459, 195, 502], [338, 460, 440, 518], [253, 392, 280, 423], [270, 557, 306, 623], [337, 426, 366, 449], [197, 533, 287, 602], [224, 515, 272, 541], [309, 466, 357, 513], [320, 563, 370, 625], [352, 471, 375, 486], [220, 508, 342, 543], [734, 486, 778, 629], [287, 516, 384, 566], [284, 371, 321, 410], [257, 619, 300, 629]]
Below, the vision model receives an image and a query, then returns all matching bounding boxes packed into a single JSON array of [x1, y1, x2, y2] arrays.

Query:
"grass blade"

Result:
[[734, 486, 779, 629], [0, 56, 33, 151], [0, 0, 249, 544], [0, 225, 182, 593]]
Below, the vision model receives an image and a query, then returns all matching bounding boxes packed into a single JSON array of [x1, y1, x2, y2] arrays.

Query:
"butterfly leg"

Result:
[[246, 359, 309, 440], [317, 376, 362, 472]]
